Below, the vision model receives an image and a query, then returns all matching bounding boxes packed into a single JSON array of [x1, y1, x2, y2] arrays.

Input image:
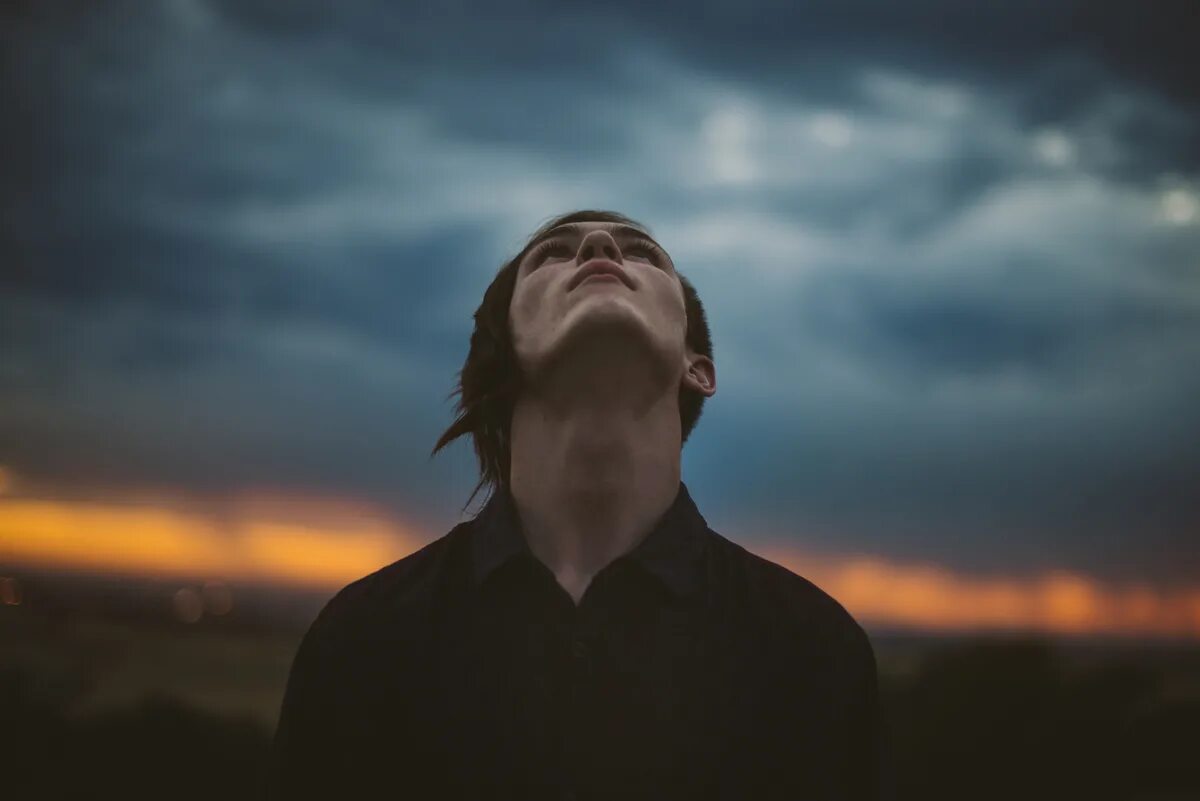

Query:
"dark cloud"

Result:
[[2, 0, 1198, 586], [797, 262, 1200, 379]]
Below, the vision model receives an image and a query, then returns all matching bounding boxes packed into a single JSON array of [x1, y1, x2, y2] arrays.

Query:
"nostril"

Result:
[[578, 239, 620, 263]]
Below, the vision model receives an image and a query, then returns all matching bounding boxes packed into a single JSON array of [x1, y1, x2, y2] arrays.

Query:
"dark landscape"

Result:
[[2, 569, 1197, 801]]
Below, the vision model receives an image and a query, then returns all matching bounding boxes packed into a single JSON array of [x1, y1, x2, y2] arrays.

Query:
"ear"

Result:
[[681, 352, 716, 398]]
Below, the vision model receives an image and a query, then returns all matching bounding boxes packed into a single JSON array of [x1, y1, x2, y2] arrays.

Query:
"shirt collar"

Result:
[[469, 480, 709, 599]]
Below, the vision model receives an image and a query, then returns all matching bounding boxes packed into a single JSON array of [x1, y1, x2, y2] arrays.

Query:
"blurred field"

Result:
[[2, 572, 1198, 800]]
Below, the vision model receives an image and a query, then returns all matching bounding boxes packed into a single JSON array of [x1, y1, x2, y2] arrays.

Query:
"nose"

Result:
[[576, 229, 621, 264]]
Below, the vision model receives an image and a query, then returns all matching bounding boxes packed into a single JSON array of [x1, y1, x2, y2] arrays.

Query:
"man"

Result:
[[266, 210, 885, 800]]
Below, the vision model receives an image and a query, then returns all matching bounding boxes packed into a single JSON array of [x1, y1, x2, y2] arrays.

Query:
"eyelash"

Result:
[[528, 238, 664, 265], [529, 240, 571, 262]]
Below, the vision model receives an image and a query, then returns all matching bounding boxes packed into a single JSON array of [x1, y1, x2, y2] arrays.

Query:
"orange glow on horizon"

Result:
[[757, 546, 1200, 639], [0, 494, 423, 588], [1, 490, 1198, 638]]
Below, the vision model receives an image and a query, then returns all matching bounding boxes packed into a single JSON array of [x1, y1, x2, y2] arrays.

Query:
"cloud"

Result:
[[2, 0, 1198, 587]]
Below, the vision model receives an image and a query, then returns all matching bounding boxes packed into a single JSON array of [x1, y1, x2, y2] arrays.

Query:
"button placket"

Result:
[[562, 618, 595, 796], [567, 628, 591, 697], [571, 636, 588, 661]]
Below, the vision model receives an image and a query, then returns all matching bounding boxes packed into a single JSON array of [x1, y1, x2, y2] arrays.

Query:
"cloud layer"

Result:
[[2, 0, 1198, 587]]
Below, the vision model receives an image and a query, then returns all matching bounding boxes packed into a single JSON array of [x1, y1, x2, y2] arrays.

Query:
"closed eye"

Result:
[[625, 239, 666, 266], [528, 240, 572, 265]]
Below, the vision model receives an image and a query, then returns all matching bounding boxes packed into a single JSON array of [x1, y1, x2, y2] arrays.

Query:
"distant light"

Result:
[[809, 113, 853, 149], [0, 576, 21, 606], [201, 580, 234, 616], [173, 587, 203, 623], [1162, 189, 1198, 225], [1033, 129, 1074, 167]]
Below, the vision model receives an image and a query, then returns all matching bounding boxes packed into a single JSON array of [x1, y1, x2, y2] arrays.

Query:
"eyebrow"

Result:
[[525, 223, 663, 254]]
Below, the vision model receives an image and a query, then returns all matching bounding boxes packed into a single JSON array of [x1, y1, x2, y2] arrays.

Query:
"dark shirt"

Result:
[[266, 481, 885, 800]]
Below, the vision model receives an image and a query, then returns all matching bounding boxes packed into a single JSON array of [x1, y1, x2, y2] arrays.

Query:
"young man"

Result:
[[266, 210, 885, 800]]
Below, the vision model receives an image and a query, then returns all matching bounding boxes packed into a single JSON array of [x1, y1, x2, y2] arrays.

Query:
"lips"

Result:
[[568, 260, 633, 292]]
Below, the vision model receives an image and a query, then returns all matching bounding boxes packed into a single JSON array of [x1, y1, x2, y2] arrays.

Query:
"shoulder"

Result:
[[707, 530, 874, 664], [278, 521, 473, 720], [301, 520, 471, 646]]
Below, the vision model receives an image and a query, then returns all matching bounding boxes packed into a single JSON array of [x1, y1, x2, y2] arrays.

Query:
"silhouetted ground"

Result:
[[2, 578, 1198, 800], [879, 636, 1200, 801]]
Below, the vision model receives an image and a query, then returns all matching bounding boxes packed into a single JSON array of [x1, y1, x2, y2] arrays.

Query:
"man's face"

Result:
[[508, 220, 692, 386]]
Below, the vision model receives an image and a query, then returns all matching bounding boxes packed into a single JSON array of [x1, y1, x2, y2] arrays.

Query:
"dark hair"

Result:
[[430, 210, 714, 513]]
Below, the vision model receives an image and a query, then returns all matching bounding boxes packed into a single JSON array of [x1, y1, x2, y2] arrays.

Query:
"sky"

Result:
[[2, 0, 1198, 633]]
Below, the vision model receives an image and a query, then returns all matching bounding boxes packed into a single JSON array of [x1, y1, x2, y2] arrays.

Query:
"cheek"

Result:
[[509, 277, 553, 342], [653, 282, 689, 335], [508, 295, 531, 345]]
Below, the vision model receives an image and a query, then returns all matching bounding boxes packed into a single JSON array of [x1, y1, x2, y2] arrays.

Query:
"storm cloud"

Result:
[[2, 0, 1198, 586]]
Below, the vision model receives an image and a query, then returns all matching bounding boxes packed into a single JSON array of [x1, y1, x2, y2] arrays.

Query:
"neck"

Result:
[[507, 338, 683, 604]]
